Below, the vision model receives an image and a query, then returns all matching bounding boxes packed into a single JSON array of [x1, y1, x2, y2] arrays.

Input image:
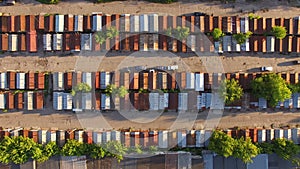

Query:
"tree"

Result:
[[209, 131, 259, 164], [271, 26, 287, 40], [0, 136, 42, 164], [272, 138, 300, 166], [165, 26, 190, 41], [61, 139, 86, 156], [233, 31, 252, 44], [251, 73, 291, 107], [288, 83, 300, 94], [105, 85, 128, 98], [34, 142, 59, 163], [71, 82, 92, 96], [106, 27, 119, 39], [95, 26, 119, 45], [233, 137, 259, 163], [212, 28, 225, 41], [101, 141, 127, 162], [85, 143, 105, 159], [208, 130, 235, 158], [220, 79, 244, 105], [95, 31, 107, 45]]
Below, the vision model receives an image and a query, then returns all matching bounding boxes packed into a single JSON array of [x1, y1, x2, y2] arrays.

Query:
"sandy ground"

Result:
[[0, 53, 299, 73], [0, 0, 299, 18], [0, 0, 299, 130], [1, 109, 300, 130]]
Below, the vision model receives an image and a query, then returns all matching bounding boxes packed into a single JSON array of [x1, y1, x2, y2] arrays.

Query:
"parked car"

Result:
[[5, 0, 15, 5], [194, 12, 207, 16], [261, 66, 273, 72], [293, 60, 300, 64]]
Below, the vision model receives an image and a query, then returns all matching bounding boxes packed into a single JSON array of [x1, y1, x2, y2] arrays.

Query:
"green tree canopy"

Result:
[[101, 141, 127, 162], [251, 73, 291, 107], [208, 130, 236, 158], [271, 26, 287, 40], [209, 130, 259, 163], [272, 138, 300, 165], [61, 139, 86, 156], [0, 136, 57, 164], [212, 28, 225, 41], [71, 82, 92, 96], [288, 83, 300, 94], [95, 26, 119, 45], [165, 26, 190, 41], [105, 85, 128, 98], [233, 31, 253, 44], [233, 137, 259, 163], [220, 78, 244, 105]]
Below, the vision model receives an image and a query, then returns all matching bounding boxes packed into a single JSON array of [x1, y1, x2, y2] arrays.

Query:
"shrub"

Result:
[[233, 31, 253, 44], [271, 26, 287, 40], [212, 28, 224, 41]]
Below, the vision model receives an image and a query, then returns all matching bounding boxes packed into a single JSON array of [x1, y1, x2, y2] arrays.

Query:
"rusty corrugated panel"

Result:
[[148, 72, 156, 90], [27, 31, 37, 52], [16, 93, 23, 109], [26, 15, 35, 32], [204, 15, 213, 33], [292, 36, 300, 53], [1, 33, 9, 51], [45, 15, 54, 32], [129, 73, 139, 90], [139, 93, 149, 111], [34, 92, 44, 109], [8, 16, 16, 32], [134, 34, 139, 51], [27, 72, 35, 90], [64, 33, 71, 51], [1, 16, 8, 32], [275, 18, 284, 26], [29, 130, 39, 143], [83, 15, 92, 31], [37, 73, 45, 89], [140, 132, 149, 147], [123, 72, 130, 89], [64, 14, 74, 32], [168, 93, 178, 110], [73, 33, 81, 51], [36, 15, 44, 30], [83, 131, 93, 144], [18, 34, 26, 52], [64, 72, 72, 90], [95, 92, 101, 110], [92, 33, 101, 51], [95, 72, 100, 89], [260, 36, 267, 53], [7, 92, 14, 110], [8, 72, 16, 89]]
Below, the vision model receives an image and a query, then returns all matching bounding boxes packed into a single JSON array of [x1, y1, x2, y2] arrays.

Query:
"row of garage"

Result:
[[1, 32, 299, 53], [0, 14, 299, 35], [0, 91, 43, 110], [0, 72, 45, 90], [1, 128, 300, 148]]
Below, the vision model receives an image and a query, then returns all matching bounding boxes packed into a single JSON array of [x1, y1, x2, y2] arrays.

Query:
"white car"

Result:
[[261, 66, 273, 72]]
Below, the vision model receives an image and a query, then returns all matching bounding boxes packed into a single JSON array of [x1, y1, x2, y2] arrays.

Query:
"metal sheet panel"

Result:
[[178, 93, 188, 111], [55, 15, 64, 32], [74, 15, 83, 32], [43, 34, 52, 51], [53, 92, 63, 110], [17, 72, 25, 89], [81, 33, 92, 51], [92, 15, 102, 32], [53, 34, 63, 51]]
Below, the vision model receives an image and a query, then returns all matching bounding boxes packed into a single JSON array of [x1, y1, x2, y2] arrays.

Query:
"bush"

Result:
[[37, 0, 59, 4], [271, 26, 287, 40], [233, 31, 252, 44], [212, 28, 224, 41]]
